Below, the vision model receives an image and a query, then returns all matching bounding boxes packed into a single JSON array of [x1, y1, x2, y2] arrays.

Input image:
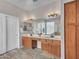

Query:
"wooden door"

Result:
[[77, 0, 79, 59], [64, 1, 76, 59]]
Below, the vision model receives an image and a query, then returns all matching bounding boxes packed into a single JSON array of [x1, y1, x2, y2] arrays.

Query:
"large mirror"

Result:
[[32, 16, 61, 37]]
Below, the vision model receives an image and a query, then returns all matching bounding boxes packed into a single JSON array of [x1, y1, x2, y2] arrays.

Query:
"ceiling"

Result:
[[5, 0, 58, 11]]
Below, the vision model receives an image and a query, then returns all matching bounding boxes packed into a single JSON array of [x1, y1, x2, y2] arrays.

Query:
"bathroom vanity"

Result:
[[22, 36, 61, 57]]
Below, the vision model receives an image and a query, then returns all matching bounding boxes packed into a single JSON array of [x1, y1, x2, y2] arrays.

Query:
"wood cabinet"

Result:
[[41, 39, 61, 57], [22, 37, 60, 57], [22, 37, 32, 48]]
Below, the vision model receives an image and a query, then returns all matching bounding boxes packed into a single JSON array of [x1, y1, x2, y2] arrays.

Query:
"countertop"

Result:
[[22, 34, 61, 40]]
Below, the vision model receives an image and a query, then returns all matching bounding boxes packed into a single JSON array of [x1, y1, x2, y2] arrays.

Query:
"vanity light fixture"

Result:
[[48, 11, 58, 17]]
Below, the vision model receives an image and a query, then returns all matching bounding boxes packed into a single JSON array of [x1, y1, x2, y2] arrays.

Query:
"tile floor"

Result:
[[0, 48, 60, 59]]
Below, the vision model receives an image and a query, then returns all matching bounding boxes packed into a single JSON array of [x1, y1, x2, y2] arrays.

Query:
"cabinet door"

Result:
[[48, 41, 52, 54], [77, 1, 79, 59], [64, 2, 76, 59], [22, 37, 32, 48], [41, 39, 45, 51], [44, 43, 49, 53], [41, 42, 45, 51], [26, 38, 32, 48], [51, 41, 60, 57], [22, 37, 27, 48], [51, 46, 60, 57], [41, 39, 49, 53]]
